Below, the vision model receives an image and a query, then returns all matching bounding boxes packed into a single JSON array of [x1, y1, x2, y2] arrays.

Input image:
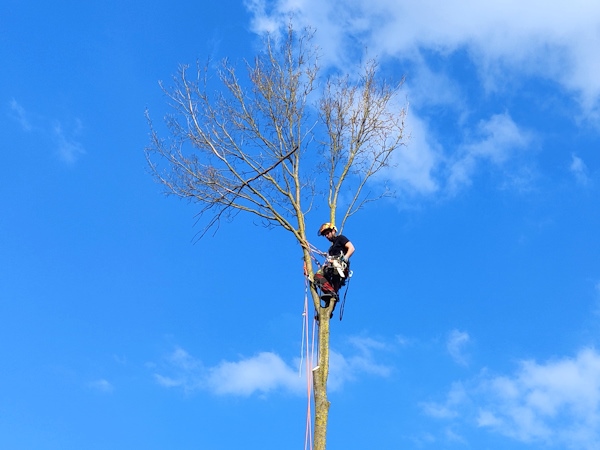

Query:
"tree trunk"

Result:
[[303, 247, 334, 450], [312, 294, 336, 450]]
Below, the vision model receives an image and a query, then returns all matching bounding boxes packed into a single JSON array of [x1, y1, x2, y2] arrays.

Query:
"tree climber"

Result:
[[313, 223, 355, 301]]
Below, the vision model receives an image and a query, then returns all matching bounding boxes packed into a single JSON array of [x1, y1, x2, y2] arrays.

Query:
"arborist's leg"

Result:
[[326, 276, 345, 317], [314, 269, 336, 295]]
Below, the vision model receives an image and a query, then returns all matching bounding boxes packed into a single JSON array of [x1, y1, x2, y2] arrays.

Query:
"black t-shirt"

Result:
[[328, 234, 350, 257]]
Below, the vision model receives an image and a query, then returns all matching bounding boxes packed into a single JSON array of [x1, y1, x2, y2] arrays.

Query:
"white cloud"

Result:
[[245, 0, 362, 69], [207, 352, 303, 396], [87, 378, 114, 393], [154, 338, 391, 396], [447, 113, 532, 193], [426, 348, 600, 449], [153, 347, 205, 393], [8, 99, 86, 164], [477, 349, 600, 447], [155, 373, 185, 388], [383, 111, 440, 196], [154, 348, 301, 396], [248, 0, 600, 114], [246, 1, 565, 198], [9, 99, 32, 131], [405, 58, 467, 112], [54, 120, 85, 164], [447, 330, 470, 366], [570, 153, 591, 186], [421, 382, 466, 419], [378, 96, 535, 200], [328, 336, 392, 391], [463, 113, 531, 162]]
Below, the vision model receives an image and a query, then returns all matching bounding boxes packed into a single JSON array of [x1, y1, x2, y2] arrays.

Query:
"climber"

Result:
[[313, 222, 355, 301]]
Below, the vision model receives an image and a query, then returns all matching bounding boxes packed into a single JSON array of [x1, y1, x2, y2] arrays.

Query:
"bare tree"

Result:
[[145, 25, 406, 450]]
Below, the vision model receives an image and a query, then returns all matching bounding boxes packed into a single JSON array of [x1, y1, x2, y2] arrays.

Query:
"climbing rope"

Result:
[[300, 276, 315, 450], [302, 239, 328, 269], [338, 274, 351, 320]]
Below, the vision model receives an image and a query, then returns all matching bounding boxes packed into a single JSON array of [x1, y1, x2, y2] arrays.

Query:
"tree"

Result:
[[145, 25, 407, 450]]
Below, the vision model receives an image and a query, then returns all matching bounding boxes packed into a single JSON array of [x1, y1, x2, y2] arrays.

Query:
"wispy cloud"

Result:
[[447, 113, 533, 193], [384, 111, 441, 196], [446, 330, 470, 366], [424, 348, 600, 449], [247, 1, 600, 115], [570, 153, 591, 186], [87, 378, 114, 393], [328, 336, 393, 391], [384, 111, 533, 198], [7, 98, 86, 164], [594, 282, 600, 317], [9, 99, 32, 131], [154, 337, 392, 397], [153, 347, 205, 392], [53, 119, 85, 164], [421, 382, 466, 419], [245, 1, 598, 199]]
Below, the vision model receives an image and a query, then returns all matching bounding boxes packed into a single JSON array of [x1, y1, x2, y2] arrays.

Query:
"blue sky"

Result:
[[2, 1, 600, 449]]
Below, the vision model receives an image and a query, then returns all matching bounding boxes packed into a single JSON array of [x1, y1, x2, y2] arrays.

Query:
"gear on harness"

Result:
[[313, 254, 353, 320], [320, 255, 350, 288]]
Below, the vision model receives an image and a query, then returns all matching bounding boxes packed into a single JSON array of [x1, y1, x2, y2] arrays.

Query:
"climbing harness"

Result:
[[322, 254, 350, 281], [326, 255, 347, 278], [320, 254, 352, 320]]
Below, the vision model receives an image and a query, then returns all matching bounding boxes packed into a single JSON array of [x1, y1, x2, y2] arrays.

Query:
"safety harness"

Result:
[[316, 254, 353, 320]]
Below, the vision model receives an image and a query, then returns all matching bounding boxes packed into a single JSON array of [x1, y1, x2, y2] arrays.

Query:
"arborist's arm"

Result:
[[344, 241, 355, 260]]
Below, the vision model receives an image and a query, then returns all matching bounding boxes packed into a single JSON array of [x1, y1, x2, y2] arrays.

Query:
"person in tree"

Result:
[[313, 223, 355, 299]]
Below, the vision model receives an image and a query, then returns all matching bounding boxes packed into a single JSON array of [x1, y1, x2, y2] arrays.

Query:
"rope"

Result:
[[299, 310, 306, 376], [312, 301, 318, 365], [301, 277, 314, 450], [305, 240, 327, 258], [338, 275, 351, 320], [302, 239, 328, 269]]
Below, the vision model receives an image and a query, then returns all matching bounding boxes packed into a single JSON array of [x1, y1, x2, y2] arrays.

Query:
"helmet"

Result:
[[318, 222, 337, 236]]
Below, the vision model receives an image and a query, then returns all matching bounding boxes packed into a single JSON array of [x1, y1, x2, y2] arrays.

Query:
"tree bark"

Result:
[[303, 247, 333, 450], [313, 308, 332, 450]]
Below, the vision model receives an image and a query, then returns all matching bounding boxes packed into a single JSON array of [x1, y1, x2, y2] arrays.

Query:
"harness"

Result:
[[322, 253, 351, 281], [321, 254, 353, 320], [303, 240, 354, 320]]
